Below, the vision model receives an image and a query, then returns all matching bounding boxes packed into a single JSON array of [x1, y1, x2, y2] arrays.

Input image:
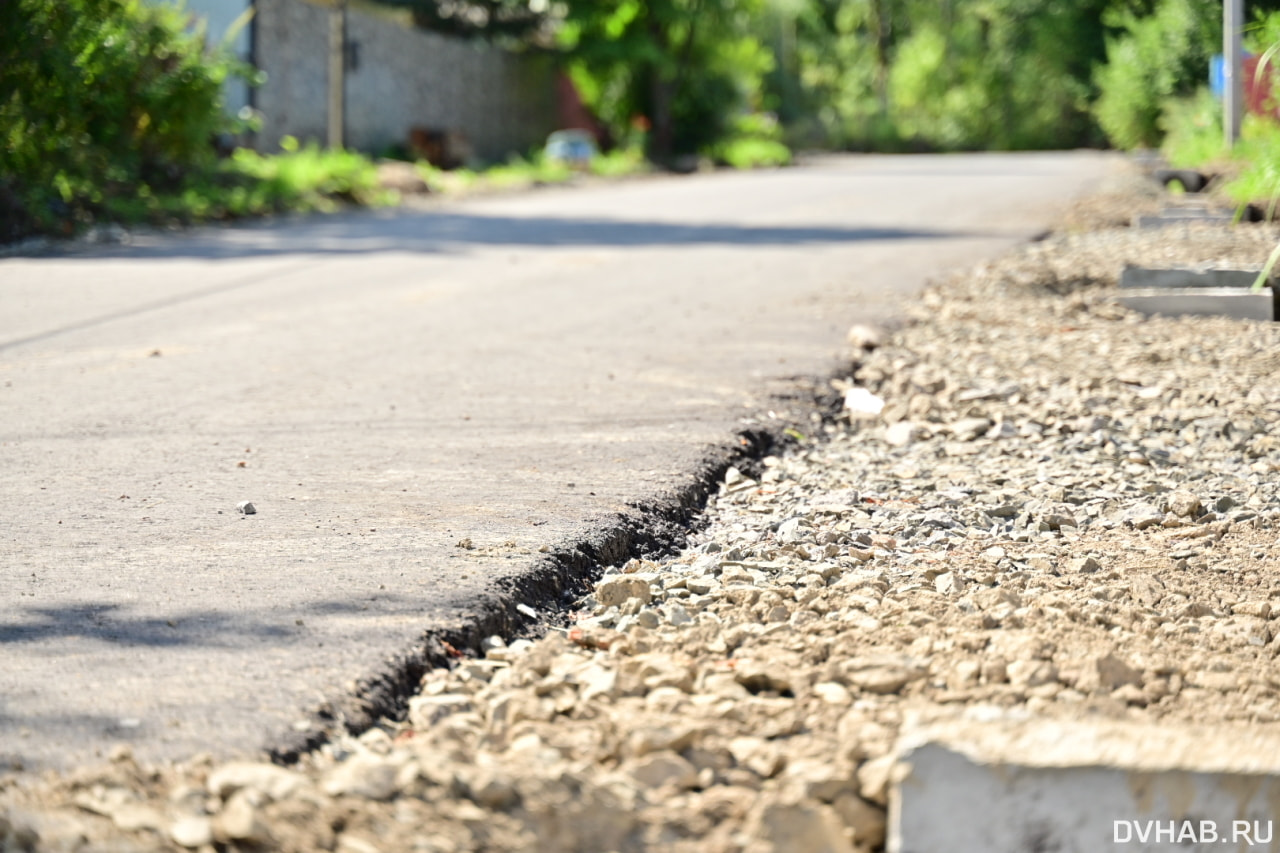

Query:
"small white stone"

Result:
[[986, 421, 1018, 440], [1066, 556, 1100, 574], [1167, 490, 1202, 519], [408, 693, 472, 729], [844, 387, 886, 416], [935, 572, 965, 596], [884, 421, 925, 448], [170, 816, 214, 848], [846, 324, 886, 350], [663, 602, 693, 625], [627, 751, 698, 789], [595, 575, 652, 608], [323, 753, 400, 801], [858, 753, 898, 805], [215, 789, 270, 841], [207, 762, 305, 802], [949, 417, 992, 442]]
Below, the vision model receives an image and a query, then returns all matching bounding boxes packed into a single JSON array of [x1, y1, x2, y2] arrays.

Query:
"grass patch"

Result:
[[22, 134, 783, 242], [710, 137, 793, 169], [1222, 118, 1280, 218], [416, 147, 650, 195], [589, 147, 648, 177], [109, 139, 393, 226], [7, 137, 395, 239], [228, 138, 391, 210], [1159, 87, 1226, 168], [706, 114, 793, 170], [483, 154, 575, 189]]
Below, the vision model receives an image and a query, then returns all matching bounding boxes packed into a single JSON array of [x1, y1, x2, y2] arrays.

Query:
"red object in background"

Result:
[[1244, 54, 1280, 120], [555, 73, 614, 150]]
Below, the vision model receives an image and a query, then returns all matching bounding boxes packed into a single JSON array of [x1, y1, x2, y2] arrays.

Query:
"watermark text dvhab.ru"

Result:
[[1114, 820, 1273, 846]]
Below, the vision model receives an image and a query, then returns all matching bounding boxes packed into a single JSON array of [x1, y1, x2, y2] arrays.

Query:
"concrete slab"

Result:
[[1116, 287, 1275, 321], [1119, 267, 1264, 289], [892, 716, 1280, 853], [1133, 208, 1236, 228]]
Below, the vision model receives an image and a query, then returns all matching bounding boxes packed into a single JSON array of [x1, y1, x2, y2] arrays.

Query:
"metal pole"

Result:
[[328, 0, 346, 150], [1225, 0, 1243, 147]]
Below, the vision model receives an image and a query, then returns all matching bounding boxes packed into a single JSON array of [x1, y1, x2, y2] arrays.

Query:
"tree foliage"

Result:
[[368, 0, 553, 42], [0, 0, 251, 237], [557, 0, 774, 161], [1092, 0, 1221, 149], [4, 0, 1265, 242], [776, 0, 1117, 150], [380, 0, 1280, 156]]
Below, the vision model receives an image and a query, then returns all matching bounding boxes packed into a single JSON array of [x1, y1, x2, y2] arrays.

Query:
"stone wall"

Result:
[[156, 0, 254, 117], [252, 0, 558, 161]]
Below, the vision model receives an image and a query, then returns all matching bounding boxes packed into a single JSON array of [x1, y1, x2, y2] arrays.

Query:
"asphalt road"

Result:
[[0, 153, 1114, 771]]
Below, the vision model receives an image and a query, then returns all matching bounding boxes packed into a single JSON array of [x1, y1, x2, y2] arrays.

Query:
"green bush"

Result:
[[707, 112, 792, 168], [484, 153, 575, 188], [1159, 87, 1224, 167], [1222, 116, 1280, 216], [224, 139, 388, 209], [558, 0, 776, 162], [888, 10, 1096, 151], [0, 0, 250, 238], [1093, 0, 1219, 149], [790, 0, 897, 151], [412, 145, 649, 195], [589, 146, 648, 177], [787, 0, 1108, 152], [888, 26, 982, 149], [711, 136, 792, 168], [91, 137, 389, 223]]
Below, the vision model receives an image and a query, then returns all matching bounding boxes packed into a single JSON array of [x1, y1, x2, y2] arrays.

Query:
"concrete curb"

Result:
[[891, 716, 1280, 853], [1116, 287, 1276, 321], [1119, 267, 1264, 290], [1133, 205, 1237, 229], [1115, 267, 1277, 321]]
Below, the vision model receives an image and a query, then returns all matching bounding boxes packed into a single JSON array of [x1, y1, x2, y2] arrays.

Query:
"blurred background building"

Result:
[[164, 0, 557, 161]]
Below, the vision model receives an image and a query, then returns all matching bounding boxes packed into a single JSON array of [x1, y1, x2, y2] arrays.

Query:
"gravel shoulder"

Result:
[[6, 162, 1280, 853]]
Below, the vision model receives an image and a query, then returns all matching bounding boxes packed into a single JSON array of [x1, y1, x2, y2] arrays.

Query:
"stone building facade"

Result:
[[165, 0, 559, 162], [253, 0, 557, 161]]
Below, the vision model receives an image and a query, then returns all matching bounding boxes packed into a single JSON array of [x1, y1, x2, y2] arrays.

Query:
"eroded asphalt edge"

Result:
[[262, 158, 1103, 763], [267, 374, 848, 764]]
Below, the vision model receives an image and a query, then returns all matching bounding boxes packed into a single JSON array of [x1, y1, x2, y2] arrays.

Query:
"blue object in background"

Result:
[[1210, 52, 1255, 99], [545, 129, 598, 168]]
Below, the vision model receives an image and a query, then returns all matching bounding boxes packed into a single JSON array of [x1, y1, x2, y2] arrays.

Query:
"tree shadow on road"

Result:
[[27, 210, 1000, 262], [0, 603, 295, 648], [0, 210, 1006, 352], [0, 706, 145, 773], [0, 593, 466, 649]]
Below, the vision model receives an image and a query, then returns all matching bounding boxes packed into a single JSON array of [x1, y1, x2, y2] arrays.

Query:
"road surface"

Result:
[[0, 153, 1114, 771]]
